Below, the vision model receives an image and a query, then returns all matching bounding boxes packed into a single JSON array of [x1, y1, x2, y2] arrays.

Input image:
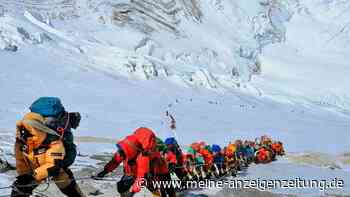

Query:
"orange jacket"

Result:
[[226, 144, 236, 157], [15, 113, 65, 181], [271, 142, 285, 155]]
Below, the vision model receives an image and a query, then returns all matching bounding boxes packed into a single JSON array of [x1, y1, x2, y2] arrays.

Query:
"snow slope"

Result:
[[253, 0, 350, 115], [1, 41, 350, 153], [1, 0, 349, 114], [0, 0, 349, 151]]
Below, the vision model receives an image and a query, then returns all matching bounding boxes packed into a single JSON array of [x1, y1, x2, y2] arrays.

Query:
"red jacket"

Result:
[[271, 142, 285, 155], [256, 147, 270, 163], [118, 127, 156, 159], [105, 127, 157, 178], [165, 151, 177, 165], [165, 147, 185, 166], [150, 151, 169, 175], [199, 149, 213, 170]]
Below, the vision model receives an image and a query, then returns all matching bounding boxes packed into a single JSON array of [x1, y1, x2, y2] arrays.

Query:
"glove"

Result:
[[92, 170, 108, 180], [117, 176, 134, 193], [13, 173, 38, 195], [131, 177, 145, 193], [16, 173, 36, 184]]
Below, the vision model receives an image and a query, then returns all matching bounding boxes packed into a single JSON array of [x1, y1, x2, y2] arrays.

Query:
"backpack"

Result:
[[164, 137, 183, 163], [204, 145, 212, 152], [29, 97, 79, 168], [30, 97, 65, 118], [242, 146, 255, 159], [211, 144, 221, 153], [156, 137, 167, 153], [164, 137, 177, 146], [187, 147, 196, 155], [194, 155, 204, 165]]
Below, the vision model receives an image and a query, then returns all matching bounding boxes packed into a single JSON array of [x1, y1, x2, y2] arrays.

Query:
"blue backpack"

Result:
[[30, 97, 65, 117], [211, 144, 221, 153], [243, 146, 255, 159], [165, 137, 178, 146]]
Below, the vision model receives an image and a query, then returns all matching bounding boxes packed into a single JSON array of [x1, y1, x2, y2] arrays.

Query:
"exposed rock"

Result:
[[0, 158, 15, 173]]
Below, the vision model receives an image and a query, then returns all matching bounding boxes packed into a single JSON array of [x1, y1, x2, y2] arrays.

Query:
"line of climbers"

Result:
[[94, 129, 285, 197], [11, 97, 285, 197]]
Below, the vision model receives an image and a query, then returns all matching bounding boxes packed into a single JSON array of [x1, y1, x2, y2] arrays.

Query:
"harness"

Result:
[[56, 112, 70, 139]]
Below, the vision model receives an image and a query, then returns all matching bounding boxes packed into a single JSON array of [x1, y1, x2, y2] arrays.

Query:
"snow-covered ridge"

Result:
[[1, 0, 350, 113], [0, 0, 294, 85]]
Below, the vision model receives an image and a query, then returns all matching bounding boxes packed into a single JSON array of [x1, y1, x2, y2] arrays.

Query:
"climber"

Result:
[[93, 127, 175, 197], [147, 151, 176, 197], [182, 147, 196, 181], [29, 97, 81, 169], [242, 141, 256, 164], [255, 146, 272, 164], [224, 143, 239, 176], [271, 141, 285, 156], [260, 135, 272, 147], [211, 144, 225, 177], [198, 145, 214, 178], [164, 137, 188, 181], [234, 139, 247, 168], [185, 146, 205, 180], [11, 112, 84, 197]]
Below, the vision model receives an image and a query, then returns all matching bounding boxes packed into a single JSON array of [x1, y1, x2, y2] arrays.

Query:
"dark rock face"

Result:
[[0, 158, 15, 173], [4, 44, 18, 52]]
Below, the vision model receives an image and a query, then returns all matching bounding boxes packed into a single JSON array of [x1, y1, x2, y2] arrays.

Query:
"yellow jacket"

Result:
[[15, 112, 65, 181]]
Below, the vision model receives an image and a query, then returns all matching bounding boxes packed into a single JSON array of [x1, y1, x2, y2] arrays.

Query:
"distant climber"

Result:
[[271, 141, 285, 156], [211, 144, 225, 177], [166, 111, 176, 130]]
